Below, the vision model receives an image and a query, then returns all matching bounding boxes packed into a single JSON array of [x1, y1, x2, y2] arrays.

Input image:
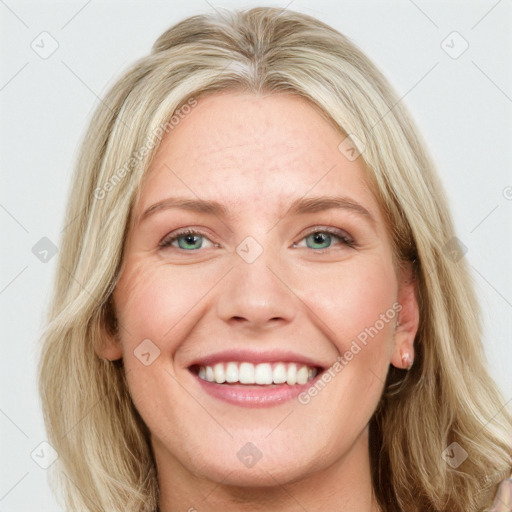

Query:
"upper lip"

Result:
[[187, 349, 328, 370]]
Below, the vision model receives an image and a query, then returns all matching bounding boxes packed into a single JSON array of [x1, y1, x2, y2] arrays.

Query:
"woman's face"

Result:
[[101, 92, 418, 490]]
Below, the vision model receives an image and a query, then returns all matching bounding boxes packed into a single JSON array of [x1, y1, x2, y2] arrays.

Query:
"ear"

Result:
[[390, 262, 419, 370], [95, 329, 123, 361], [94, 301, 123, 361]]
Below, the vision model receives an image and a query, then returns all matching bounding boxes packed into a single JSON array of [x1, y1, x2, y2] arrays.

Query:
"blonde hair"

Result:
[[38, 7, 512, 511]]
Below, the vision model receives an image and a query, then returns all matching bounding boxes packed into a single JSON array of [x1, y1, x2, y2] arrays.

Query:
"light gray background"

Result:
[[1, 1, 511, 510]]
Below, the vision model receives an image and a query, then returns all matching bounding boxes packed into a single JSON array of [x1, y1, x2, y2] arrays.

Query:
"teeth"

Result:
[[255, 363, 272, 384], [287, 363, 297, 385], [213, 363, 226, 383], [273, 363, 287, 384], [197, 361, 318, 385], [239, 362, 255, 384], [296, 365, 309, 385], [225, 362, 238, 383]]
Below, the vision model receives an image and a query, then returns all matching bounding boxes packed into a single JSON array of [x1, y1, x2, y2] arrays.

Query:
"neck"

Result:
[[155, 427, 382, 512]]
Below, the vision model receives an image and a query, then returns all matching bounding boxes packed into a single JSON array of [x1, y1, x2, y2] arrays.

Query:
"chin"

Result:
[[182, 438, 327, 488]]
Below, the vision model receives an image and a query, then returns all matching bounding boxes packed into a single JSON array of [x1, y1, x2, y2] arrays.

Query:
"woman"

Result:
[[38, 7, 511, 512]]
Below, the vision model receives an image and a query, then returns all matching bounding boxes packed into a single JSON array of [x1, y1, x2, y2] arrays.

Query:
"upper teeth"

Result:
[[198, 362, 317, 385]]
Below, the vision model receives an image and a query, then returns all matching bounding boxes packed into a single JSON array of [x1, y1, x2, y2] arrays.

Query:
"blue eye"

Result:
[[159, 229, 215, 251], [174, 233, 202, 250], [297, 229, 355, 250], [306, 231, 337, 249], [159, 227, 355, 252]]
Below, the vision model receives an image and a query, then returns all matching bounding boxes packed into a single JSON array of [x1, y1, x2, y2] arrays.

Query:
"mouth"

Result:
[[187, 353, 327, 407], [190, 361, 320, 386]]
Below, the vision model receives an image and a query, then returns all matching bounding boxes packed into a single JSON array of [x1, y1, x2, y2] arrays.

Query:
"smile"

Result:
[[195, 361, 318, 385], [188, 351, 327, 407]]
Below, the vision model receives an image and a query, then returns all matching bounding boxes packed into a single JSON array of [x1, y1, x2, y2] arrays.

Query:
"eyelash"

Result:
[[158, 226, 356, 252]]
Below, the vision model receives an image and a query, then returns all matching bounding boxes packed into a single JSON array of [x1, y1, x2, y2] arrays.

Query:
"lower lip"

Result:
[[192, 371, 322, 407]]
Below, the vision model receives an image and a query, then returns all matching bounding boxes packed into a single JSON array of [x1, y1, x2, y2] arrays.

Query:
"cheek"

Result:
[[298, 258, 398, 435], [112, 259, 218, 409], [112, 261, 202, 428], [114, 259, 214, 348], [298, 254, 398, 409], [299, 254, 398, 348]]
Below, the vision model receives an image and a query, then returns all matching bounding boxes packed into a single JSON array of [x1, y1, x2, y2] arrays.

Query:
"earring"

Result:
[[401, 351, 413, 370]]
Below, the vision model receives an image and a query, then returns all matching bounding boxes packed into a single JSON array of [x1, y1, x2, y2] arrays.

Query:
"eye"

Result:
[[293, 227, 355, 251], [159, 229, 217, 251], [158, 226, 355, 252]]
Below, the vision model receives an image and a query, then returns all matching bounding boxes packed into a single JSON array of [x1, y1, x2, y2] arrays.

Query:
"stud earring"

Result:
[[401, 351, 413, 370]]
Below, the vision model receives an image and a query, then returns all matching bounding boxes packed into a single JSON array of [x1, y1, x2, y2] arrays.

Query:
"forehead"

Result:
[[135, 92, 382, 225]]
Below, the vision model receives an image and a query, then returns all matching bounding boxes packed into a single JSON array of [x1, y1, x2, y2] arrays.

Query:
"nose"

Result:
[[215, 249, 298, 331]]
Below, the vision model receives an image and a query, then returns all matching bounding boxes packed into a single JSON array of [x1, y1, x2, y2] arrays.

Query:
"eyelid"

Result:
[[297, 225, 353, 243], [158, 227, 217, 249], [159, 225, 356, 252], [292, 225, 355, 249]]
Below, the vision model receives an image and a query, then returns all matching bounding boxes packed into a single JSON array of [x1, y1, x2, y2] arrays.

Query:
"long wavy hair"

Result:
[[38, 7, 511, 511]]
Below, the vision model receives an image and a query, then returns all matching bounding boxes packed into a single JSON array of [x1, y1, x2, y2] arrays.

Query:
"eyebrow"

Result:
[[139, 195, 374, 225]]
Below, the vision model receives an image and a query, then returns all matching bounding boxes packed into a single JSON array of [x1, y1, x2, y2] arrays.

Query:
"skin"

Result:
[[97, 92, 419, 511]]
